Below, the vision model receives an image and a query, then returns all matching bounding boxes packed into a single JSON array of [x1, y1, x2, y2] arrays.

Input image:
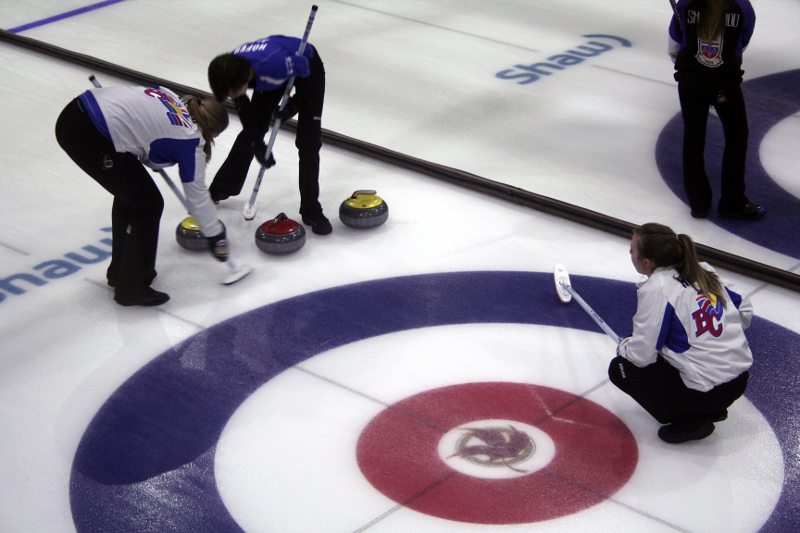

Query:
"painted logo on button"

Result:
[[357, 381, 638, 525], [452, 424, 533, 469], [439, 419, 557, 480]]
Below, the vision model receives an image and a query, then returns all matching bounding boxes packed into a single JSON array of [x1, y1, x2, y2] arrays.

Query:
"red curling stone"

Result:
[[255, 212, 306, 255]]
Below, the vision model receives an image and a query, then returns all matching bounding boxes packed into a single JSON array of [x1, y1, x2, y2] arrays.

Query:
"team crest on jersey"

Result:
[[143, 88, 194, 128], [696, 38, 723, 68], [692, 293, 724, 337]]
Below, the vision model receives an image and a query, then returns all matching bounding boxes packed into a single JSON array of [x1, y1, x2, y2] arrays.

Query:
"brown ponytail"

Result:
[[634, 223, 725, 306], [698, 0, 733, 41], [184, 95, 229, 162]]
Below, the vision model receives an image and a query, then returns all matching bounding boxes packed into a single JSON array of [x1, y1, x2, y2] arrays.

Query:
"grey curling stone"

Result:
[[255, 212, 306, 254], [339, 189, 389, 229], [176, 216, 225, 251]]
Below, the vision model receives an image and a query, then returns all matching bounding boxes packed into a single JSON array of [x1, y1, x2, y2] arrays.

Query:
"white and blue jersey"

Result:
[[617, 264, 753, 392], [232, 35, 315, 92], [79, 86, 222, 237]]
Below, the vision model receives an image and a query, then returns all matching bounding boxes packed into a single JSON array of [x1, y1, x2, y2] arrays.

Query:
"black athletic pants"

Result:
[[210, 51, 326, 218], [678, 78, 750, 214], [55, 98, 162, 297], [608, 355, 748, 428]]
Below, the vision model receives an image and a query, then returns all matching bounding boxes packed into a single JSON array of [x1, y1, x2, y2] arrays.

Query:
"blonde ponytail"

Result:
[[675, 233, 725, 305], [699, 0, 733, 41], [634, 223, 725, 306], [184, 95, 229, 161]]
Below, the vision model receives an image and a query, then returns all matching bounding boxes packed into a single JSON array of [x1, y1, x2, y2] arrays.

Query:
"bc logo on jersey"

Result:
[[692, 293, 724, 337], [144, 88, 193, 128]]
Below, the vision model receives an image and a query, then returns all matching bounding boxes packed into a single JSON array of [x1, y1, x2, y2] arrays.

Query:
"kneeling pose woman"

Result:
[[609, 222, 753, 443]]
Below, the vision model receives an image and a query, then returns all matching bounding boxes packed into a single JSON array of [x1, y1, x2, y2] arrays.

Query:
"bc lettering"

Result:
[[144, 88, 193, 128]]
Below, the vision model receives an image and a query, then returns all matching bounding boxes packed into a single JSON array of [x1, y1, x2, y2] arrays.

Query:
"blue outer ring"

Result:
[[69, 271, 799, 532]]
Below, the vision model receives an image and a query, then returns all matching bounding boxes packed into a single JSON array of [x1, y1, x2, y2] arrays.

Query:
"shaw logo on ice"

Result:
[[0, 228, 112, 304], [496, 34, 632, 85]]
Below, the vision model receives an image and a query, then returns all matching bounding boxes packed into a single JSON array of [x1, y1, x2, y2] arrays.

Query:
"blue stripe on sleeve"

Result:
[[149, 138, 200, 183], [726, 287, 743, 310], [658, 303, 691, 353], [79, 90, 112, 143]]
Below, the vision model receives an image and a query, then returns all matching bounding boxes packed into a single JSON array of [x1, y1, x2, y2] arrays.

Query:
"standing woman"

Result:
[[55, 86, 230, 306], [609, 223, 754, 443], [207, 35, 331, 235], [669, 0, 765, 219]]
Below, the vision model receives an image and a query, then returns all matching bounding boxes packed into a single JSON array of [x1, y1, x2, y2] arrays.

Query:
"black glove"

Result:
[[285, 54, 311, 78], [274, 97, 299, 122], [249, 139, 276, 168], [207, 229, 229, 262]]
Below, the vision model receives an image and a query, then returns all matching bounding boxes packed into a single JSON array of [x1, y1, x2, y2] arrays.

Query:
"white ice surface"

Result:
[[1, 1, 798, 532]]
